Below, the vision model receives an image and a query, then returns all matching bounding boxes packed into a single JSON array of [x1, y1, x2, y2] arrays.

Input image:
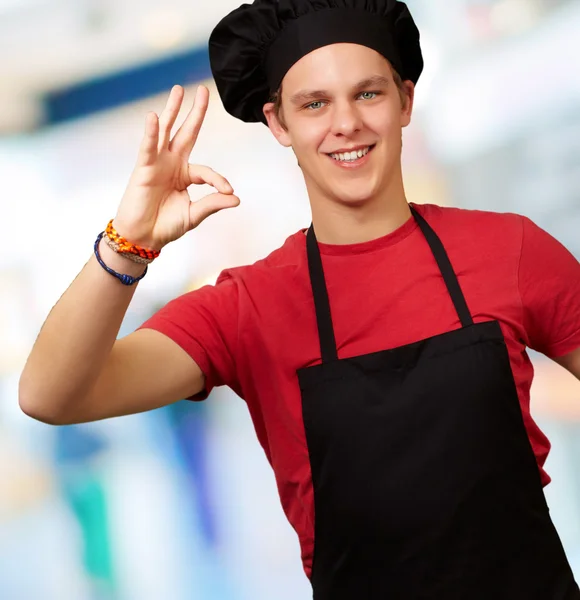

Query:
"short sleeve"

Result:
[[518, 215, 580, 358], [137, 271, 241, 401]]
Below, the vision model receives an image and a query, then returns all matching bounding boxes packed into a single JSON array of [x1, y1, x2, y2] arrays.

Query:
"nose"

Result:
[[329, 99, 362, 137]]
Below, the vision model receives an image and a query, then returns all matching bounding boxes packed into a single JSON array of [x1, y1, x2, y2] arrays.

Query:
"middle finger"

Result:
[[158, 85, 185, 152], [170, 85, 209, 158]]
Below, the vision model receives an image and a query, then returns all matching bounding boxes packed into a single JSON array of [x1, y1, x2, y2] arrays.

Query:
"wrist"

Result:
[[98, 238, 148, 277], [111, 218, 162, 253]]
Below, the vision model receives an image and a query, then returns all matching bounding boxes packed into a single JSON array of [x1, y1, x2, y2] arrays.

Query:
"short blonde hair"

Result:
[[269, 62, 409, 130]]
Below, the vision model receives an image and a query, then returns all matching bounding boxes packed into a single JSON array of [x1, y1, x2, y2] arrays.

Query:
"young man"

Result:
[[20, 0, 580, 597]]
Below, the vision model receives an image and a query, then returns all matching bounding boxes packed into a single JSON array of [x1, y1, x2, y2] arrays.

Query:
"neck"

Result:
[[307, 175, 411, 245]]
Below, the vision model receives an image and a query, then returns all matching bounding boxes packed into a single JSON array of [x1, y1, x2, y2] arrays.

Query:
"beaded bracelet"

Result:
[[105, 219, 161, 260], [94, 232, 147, 286], [103, 235, 153, 265]]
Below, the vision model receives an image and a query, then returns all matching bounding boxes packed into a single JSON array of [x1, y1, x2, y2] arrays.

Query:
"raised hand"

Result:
[[112, 84, 240, 250]]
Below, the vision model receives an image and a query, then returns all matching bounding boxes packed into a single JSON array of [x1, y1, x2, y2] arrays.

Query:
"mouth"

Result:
[[326, 144, 376, 168]]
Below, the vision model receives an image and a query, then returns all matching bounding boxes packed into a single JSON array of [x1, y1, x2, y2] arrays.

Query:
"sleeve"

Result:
[[518, 215, 580, 358], [137, 270, 241, 401]]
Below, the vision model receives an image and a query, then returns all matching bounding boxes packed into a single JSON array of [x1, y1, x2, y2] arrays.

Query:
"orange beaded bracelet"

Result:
[[105, 219, 161, 260]]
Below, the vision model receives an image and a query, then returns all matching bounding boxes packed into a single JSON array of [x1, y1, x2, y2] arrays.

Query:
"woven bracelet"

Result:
[[104, 235, 153, 264], [105, 219, 161, 260], [94, 232, 147, 286]]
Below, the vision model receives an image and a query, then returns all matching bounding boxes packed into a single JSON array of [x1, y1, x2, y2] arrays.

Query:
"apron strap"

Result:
[[307, 223, 339, 362], [306, 206, 475, 364], [410, 206, 474, 328]]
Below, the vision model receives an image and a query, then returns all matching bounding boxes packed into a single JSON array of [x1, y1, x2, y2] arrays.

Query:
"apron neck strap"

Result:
[[307, 223, 339, 362], [410, 206, 474, 329], [306, 205, 474, 363]]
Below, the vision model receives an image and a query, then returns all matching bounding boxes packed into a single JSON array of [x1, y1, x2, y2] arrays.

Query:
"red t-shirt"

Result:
[[139, 202, 580, 578]]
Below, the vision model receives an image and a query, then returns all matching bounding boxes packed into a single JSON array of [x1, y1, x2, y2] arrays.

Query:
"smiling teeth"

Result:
[[330, 147, 370, 162]]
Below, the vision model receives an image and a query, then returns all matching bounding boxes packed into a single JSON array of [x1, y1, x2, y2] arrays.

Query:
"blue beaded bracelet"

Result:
[[94, 232, 148, 286]]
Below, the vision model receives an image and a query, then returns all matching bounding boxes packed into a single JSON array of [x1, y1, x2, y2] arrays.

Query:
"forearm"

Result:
[[19, 84, 236, 424], [18, 239, 147, 422]]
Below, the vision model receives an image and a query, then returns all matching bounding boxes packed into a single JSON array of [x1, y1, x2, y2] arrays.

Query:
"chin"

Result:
[[335, 193, 370, 205], [331, 185, 378, 206]]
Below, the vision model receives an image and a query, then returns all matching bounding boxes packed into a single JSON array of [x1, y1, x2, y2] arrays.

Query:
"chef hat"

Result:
[[208, 0, 423, 125]]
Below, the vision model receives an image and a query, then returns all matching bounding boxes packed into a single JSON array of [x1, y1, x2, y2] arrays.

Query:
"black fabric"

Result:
[[208, 0, 423, 124], [306, 221, 338, 363], [297, 206, 580, 598]]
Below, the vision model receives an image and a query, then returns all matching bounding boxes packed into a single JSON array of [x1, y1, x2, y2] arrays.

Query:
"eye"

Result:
[[305, 100, 326, 110], [359, 91, 379, 100]]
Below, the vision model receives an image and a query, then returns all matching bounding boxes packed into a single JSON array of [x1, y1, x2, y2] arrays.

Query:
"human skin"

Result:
[[263, 42, 416, 245]]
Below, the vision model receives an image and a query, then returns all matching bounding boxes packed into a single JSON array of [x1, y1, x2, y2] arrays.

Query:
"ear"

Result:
[[263, 102, 292, 147], [400, 81, 415, 128]]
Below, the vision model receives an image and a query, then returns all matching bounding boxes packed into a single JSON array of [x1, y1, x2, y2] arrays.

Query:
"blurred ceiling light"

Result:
[[490, 0, 541, 36], [140, 8, 186, 50], [0, 0, 49, 14]]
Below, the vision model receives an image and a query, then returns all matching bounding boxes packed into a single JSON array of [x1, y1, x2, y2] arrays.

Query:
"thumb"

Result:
[[188, 192, 241, 229]]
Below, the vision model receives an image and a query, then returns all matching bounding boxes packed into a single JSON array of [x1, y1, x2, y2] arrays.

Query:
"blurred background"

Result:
[[1, 0, 580, 598]]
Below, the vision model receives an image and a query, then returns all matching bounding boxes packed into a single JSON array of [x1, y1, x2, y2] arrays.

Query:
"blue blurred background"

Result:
[[1, 0, 580, 598]]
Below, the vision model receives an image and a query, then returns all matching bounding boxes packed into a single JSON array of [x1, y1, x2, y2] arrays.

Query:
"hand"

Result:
[[112, 84, 240, 250]]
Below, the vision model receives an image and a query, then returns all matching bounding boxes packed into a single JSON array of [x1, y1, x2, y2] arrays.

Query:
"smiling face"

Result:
[[263, 43, 414, 210]]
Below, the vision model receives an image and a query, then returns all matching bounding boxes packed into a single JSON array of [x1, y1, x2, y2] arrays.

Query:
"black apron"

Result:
[[297, 206, 580, 599]]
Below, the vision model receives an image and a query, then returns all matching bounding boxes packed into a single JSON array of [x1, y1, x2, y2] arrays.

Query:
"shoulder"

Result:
[[412, 202, 525, 252], [215, 228, 306, 285], [414, 202, 524, 231], [155, 228, 306, 322]]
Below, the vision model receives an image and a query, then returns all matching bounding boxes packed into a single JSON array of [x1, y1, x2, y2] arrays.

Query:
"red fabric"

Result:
[[139, 202, 580, 578]]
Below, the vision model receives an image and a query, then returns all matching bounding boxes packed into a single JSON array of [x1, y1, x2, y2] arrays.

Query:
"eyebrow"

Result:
[[288, 75, 391, 106]]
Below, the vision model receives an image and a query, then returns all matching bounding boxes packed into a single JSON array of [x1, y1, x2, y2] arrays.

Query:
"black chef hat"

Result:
[[208, 0, 423, 125]]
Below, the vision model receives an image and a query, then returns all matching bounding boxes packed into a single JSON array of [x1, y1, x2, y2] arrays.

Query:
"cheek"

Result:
[[293, 131, 328, 159], [365, 105, 401, 134]]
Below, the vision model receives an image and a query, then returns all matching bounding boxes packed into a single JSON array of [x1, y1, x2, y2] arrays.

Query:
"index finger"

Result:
[[169, 85, 209, 158]]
